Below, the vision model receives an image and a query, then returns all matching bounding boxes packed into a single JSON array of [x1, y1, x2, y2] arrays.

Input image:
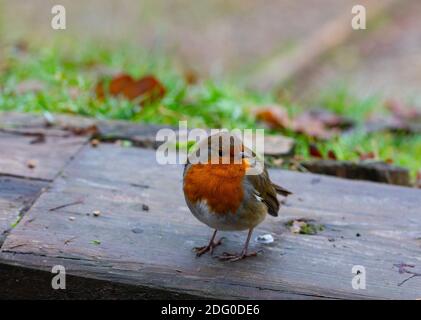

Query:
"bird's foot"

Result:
[[217, 250, 258, 262], [194, 238, 224, 257]]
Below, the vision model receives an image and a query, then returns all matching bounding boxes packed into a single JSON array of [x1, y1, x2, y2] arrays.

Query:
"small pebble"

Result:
[[132, 227, 143, 234], [27, 160, 37, 169], [69, 216, 75, 221], [142, 204, 149, 211], [93, 210, 101, 217], [91, 139, 100, 147], [255, 234, 274, 244]]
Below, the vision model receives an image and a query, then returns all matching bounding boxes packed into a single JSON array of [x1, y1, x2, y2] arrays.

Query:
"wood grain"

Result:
[[0, 131, 87, 181], [1, 144, 420, 299], [0, 176, 46, 245]]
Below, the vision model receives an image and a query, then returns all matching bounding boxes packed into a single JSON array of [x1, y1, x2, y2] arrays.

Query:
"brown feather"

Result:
[[273, 183, 293, 197], [246, 167, 291, 217]]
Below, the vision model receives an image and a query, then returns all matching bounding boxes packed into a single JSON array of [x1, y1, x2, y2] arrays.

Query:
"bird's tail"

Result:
[[273, 183, 292, 197]]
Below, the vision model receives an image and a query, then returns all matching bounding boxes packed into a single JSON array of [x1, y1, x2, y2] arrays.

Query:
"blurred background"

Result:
[[2, 0, 421, 98], [0, 0, 420, 184]]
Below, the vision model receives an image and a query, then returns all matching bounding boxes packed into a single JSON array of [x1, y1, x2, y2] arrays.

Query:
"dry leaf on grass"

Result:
[[255, 107, 352, 140], [309, 144, 323, 158], [122, 75, 166, 103], [385, 99, 421, 121], [292, 110, 348, 140], [95, 73, 166, 105], [255, 105, 291, 130], [327, 150, 337, 160], [109, 74, 134, 95], [95, 81, 106, 100], [357, 151, 376, 161]]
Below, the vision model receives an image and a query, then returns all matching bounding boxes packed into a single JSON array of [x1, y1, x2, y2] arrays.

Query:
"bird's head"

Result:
[[189, 131, 255, 165]]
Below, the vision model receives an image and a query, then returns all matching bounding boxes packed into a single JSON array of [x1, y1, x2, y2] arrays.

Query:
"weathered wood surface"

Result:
[[0, 131, 87, 181], [0, 111, 96, 130], [0, 111, 171, 149], [0, 177, 46, 245], [1, 143, 420, 299], [302, 159, 411, 186]]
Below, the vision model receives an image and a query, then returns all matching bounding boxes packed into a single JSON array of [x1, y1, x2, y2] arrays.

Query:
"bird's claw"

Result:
[[194, 237, 224, 257], [217, 250, 258, 262]]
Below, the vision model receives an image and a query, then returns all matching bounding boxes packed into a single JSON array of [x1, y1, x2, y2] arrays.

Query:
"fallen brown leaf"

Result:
[[327, 150, 337, 160], [255, 107, 352, 140], [292, 111, 343, 140], [255, 106, 291, 129], [95, 74, 166, 105], [357, 151, 376, 161], [109, 74, 135, 95], [122, 75, 166, 103], [385, 158, 394, 165], [309, 144, 323, 158], [385, 99, 421, 120], [95, 81, 106, 100], [309, 109, 354, 129]]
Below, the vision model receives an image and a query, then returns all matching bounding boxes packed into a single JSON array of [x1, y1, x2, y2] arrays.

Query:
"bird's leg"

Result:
[[194, 229, 223, 257], [218, 228, 258, 262]]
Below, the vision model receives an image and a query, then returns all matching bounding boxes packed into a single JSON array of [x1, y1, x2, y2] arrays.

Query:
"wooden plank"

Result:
[[0, 131, 87, 181], [0, 111, 172, 149], [1, 144, 420, 299], [0, 176, 46, 245], [0, 111, 96, 130], [0, 263, 196, 299]]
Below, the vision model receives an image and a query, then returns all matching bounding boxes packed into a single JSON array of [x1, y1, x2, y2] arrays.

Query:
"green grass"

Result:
[[0, 42, 420, 181], [0, 42, 267, 128]]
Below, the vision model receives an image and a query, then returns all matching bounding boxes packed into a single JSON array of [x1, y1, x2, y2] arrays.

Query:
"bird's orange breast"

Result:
[[184, 161, 248, 214]]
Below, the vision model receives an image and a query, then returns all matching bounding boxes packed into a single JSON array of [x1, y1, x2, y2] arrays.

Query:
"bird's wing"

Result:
[[272, 183, 293, 197], [246, 167, 291, 217]]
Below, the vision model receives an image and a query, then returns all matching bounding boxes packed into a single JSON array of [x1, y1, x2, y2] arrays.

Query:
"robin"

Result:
[[183, 132, 292, 261]]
